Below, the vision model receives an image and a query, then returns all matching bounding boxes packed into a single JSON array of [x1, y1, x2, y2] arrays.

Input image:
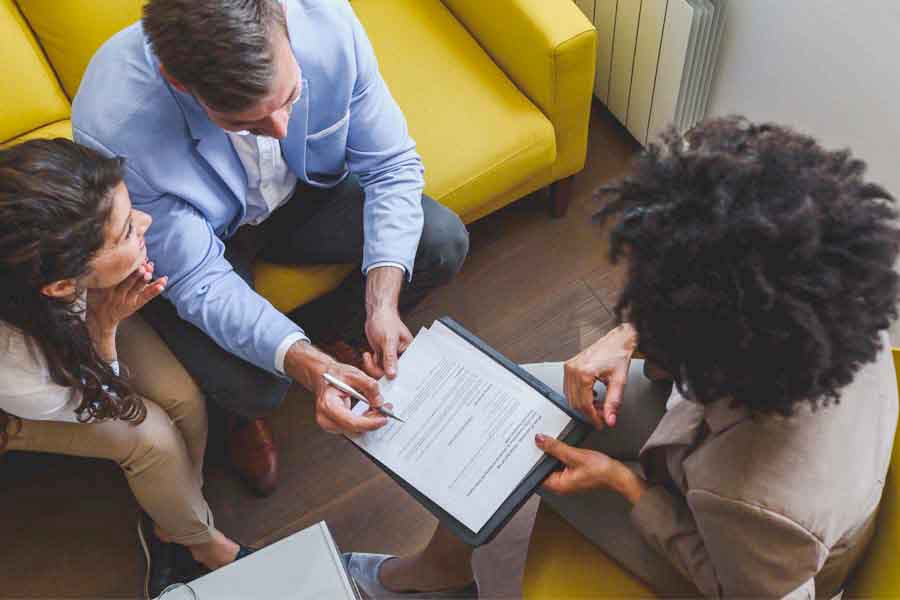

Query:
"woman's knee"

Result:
[[118, 401, 184, 468], [158, 378, 207, 428]]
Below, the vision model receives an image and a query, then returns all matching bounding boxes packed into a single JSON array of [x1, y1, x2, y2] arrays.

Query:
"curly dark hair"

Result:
[[0, 139, 146, 449], [599, 117, 900, 415]]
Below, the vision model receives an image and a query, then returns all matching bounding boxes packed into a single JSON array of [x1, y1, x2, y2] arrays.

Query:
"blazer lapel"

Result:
[[638, 394, 751, 490], [639, 399, 706, 487], [171, 87, 247, 208], [641, 399, 706, 455], [281, 77, 310, 179]]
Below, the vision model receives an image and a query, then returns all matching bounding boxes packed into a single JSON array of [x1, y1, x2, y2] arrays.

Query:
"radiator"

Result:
[[575, 0, 725, 146]]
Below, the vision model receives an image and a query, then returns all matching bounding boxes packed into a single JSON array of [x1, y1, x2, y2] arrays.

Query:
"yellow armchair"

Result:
[[442, 0, 598, 218], [843, 348, 900, 597], [0, 0, 70, 145], [14, 0, 143, 100]]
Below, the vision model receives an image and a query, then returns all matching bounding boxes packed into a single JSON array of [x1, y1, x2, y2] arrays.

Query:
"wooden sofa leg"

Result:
[[549, 176, 575, 218]]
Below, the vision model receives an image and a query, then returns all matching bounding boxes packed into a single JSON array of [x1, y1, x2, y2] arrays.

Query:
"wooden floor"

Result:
[[0, 102, 639, 599]]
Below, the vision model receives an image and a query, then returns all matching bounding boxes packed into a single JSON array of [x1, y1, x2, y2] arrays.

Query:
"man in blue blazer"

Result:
[[72, 0, 469, 497]]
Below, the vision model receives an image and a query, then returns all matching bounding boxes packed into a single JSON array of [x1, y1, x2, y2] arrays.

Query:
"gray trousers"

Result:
[[142, 176, 469, 418], [522, 361, 697, 595]]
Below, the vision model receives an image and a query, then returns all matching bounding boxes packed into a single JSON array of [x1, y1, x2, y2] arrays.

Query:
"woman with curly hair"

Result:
[[0, 139, 248, 598], [527, 117, 900, 598], [344, 119, 900, 598]]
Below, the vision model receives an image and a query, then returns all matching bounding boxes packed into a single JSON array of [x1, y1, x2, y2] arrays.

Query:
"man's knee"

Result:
[[416, 197, 469, 285], [208, 366, 291, 419]]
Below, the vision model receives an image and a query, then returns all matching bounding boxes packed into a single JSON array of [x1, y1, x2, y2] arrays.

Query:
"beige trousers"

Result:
[[5, 316, 218, 546]]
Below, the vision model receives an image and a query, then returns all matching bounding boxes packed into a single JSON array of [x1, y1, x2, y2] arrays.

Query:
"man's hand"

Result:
[[363, 265, 411, 379], [364, 308, 413, 379], [284, 341, 388, 435], [564, 323, 638, 430], [316, 361, 389, 434], [535, 434, 647, 503]]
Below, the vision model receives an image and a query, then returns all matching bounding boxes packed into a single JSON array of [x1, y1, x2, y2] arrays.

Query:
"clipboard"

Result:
[[348, 317, 593, 547]]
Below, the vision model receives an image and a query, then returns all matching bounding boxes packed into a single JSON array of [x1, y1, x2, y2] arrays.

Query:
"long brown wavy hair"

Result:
[[0, 139, 146, 449]]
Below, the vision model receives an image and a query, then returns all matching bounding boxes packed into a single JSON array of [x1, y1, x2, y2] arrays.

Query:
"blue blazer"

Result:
[[72, 0, 425, 374]]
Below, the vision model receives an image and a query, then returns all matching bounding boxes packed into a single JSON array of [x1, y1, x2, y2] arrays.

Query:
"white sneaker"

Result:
[[343, 553, 479, 599]]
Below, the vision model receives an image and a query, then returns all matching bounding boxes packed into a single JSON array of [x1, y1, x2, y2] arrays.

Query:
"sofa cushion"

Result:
[[352, 0, 556, 221], [254, 263, 355, 315], [0, 0, 70, 144], [15, 0, 143, 99], [0, 119, 71, 148]]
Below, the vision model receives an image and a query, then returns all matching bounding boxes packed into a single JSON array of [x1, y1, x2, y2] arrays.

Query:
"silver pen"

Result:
[[322, 373, 405, 423]]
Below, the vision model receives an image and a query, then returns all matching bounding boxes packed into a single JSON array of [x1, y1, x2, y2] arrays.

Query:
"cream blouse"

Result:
[[0, 321, 119, 423]]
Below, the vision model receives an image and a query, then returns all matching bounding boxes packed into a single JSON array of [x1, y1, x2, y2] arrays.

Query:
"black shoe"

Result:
[[172, 542, 257, 585], [172, 542, 208, 584], [137, 512, 180, 599]]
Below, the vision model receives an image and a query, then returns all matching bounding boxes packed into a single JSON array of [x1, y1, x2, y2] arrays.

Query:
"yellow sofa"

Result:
[[2, 0, 596, 314]]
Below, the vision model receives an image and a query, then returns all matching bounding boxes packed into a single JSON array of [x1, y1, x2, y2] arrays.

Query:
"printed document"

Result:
[[349, 322, 572, 532]]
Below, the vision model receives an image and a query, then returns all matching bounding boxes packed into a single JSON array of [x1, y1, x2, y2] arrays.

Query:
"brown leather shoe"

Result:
[[227, 417, 279, 497]]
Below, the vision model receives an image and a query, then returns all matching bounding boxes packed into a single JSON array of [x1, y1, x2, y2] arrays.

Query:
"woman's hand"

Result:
[[535, 434, 647, 503], [564, 323, 638, 429], [86, 261, 166, 360]]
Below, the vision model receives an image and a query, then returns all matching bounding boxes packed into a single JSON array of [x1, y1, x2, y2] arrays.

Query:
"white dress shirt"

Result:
[[228, 132, 298, 228], [0, 321, 119, 423]]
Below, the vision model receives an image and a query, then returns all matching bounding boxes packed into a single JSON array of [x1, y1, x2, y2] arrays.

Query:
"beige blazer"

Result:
[[631, 334, 898, 598]]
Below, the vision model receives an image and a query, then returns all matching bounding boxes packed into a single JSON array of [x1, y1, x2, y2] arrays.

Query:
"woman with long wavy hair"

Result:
[[0, 139, 249, 598]]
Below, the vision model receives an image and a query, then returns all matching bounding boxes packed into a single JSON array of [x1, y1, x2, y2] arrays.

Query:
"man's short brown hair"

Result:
[[143, 0, 289, 113]]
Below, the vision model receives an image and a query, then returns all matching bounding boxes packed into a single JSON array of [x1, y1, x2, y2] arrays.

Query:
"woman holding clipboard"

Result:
[[348, 118, 900, 598], [530, 118, 900, 598]]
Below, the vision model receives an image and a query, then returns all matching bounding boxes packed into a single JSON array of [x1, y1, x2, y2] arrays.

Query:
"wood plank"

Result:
[[478, 279, 616, 364], [0, 453, 142, 598], [584, 261, 629, 313]]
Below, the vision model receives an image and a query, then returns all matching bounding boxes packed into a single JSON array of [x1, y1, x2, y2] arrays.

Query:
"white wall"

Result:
[[706, 0, 900, 340], [707, 0, 900, 198]]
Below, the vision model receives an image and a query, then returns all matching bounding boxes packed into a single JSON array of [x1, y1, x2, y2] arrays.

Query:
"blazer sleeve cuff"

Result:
[[363, 261, 407, 277], [274, 332, 311, 376]]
